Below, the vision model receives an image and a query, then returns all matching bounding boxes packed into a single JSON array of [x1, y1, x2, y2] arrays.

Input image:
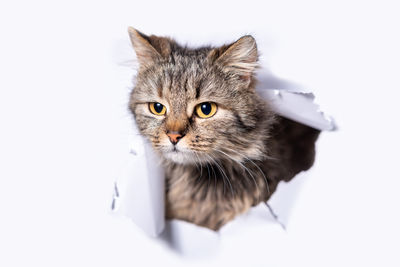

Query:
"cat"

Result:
[[127, 27, 320, 230]]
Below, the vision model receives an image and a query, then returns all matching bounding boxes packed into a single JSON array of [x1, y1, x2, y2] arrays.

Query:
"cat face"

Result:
[[128, 28, 273, 164]]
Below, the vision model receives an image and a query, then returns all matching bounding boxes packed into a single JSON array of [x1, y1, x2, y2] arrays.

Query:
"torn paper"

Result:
[[111, 75, 336, 238]]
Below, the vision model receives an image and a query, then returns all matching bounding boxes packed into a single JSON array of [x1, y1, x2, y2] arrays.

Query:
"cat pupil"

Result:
[[201, 103, 211, 115], [154, 103, 163, 113]]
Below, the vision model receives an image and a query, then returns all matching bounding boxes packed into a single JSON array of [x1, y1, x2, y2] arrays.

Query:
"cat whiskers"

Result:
[[205, 154, 235, 198], [192, 151, 203, 179], [208, 158, 218, 199], [213, 148, 263, 203], [203, 154, 224, 195], [205, 160, 211, 194], [217, 147, 270, 196], [192, 151, 211, 192], [190, 151, 201, 174], [190, 147, 218, 198], [195, 152, 218, 199]]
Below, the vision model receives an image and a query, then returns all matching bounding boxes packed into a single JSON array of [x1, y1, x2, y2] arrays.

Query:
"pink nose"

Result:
[[166, 132, 184, 145]]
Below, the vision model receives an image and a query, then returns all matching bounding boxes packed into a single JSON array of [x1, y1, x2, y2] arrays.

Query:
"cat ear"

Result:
[[128, 27, 171, 66], [210, 35, 258, 82]]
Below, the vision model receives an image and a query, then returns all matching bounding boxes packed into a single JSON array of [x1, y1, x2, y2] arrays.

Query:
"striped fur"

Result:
[[128, 28, 320, 230]]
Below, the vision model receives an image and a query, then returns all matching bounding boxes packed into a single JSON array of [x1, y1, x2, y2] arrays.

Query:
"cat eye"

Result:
[[149, 102, 166, 116], [195, 102, 217, 118]]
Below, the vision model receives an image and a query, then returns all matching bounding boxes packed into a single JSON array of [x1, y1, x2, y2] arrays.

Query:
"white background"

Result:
[[1, 0, 399, 266]]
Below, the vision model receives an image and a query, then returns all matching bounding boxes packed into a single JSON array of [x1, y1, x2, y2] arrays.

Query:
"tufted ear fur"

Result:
[[128, 27, 172, 67], [209, 35, 258, 82]]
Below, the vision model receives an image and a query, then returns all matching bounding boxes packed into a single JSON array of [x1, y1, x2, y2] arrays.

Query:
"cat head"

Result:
[[128, 27, 274, 164]]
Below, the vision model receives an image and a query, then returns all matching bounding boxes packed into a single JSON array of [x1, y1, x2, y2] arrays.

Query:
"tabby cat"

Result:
[[128, 27, 320, 230]]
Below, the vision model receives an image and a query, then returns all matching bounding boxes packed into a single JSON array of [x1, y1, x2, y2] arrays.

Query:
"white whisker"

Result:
[[219, 147, 270, 195], [213, 148, 261, 202], [207, 154, 234, 198]]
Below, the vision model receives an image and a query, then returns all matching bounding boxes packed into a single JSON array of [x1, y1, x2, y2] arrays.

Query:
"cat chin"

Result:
[[162, 150, 198, 164]]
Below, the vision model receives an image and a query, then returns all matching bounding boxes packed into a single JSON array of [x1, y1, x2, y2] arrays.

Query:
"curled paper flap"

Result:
[[257, 88, 336, 131], [112, 137, 165, 237], [256, 73, 336, 131]]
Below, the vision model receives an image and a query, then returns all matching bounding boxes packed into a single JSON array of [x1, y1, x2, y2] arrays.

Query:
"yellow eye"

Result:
[[149, 102, 166, 116], [195, 102, 217, 118]]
